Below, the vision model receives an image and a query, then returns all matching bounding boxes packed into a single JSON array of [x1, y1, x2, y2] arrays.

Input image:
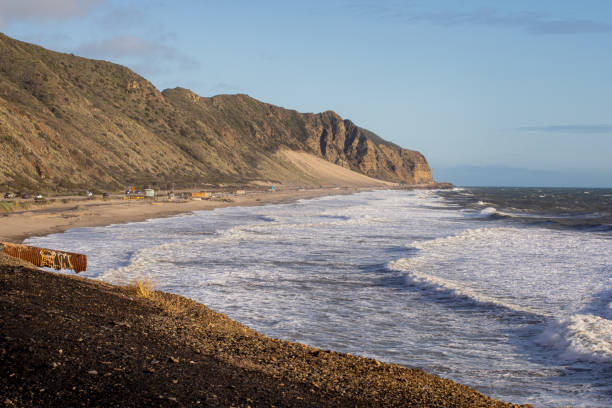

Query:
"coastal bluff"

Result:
[[0, 33, 433, 192]]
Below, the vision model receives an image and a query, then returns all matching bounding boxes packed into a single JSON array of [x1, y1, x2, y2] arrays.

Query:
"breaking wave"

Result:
[[390, 257, 612, 363], [538, 314, 612, 363], [392, 225, 612, 365], [388, 258, 546, 316]]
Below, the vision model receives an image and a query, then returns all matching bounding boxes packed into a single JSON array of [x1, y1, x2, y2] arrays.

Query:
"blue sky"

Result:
[[2, 0, 611, 187]]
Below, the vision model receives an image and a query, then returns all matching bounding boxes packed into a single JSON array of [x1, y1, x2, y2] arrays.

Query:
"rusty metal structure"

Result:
[[0, 241, 87, 273]]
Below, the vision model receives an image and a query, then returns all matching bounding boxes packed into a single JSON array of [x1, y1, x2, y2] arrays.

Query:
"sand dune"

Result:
[[274, 149, 394, 187]]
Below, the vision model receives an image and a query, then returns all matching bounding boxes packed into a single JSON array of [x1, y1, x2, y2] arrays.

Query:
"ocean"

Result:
[[25, 187, 611, 407]]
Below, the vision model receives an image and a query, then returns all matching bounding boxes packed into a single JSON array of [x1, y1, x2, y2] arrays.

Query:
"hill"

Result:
[[0, 34, 433, 192]]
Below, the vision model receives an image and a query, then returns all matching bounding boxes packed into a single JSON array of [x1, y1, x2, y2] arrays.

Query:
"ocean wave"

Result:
[[318, 214, 351, 221], [391, 256, 612, 363], [279, 215, 387, 229], [388, 258, 546, 316], [99, 238, 186, 284], [463, 206, 611, 231], [478, 206, 498, 217], [100, 211, 389, 283], [462, 207, 511, 220], [255, 215, 280, 222], [537, 314, 612, 363], [407, 227, 519, 251]]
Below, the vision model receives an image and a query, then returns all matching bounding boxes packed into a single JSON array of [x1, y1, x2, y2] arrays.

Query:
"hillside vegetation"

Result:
[[0, 34, 433, 192]]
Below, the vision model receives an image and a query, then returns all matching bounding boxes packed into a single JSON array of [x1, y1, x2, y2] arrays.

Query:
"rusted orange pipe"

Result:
[[0, 241, 87, 273]]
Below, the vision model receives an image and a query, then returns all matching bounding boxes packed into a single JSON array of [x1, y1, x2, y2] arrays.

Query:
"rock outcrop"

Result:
[[0, 34, 433, 191]]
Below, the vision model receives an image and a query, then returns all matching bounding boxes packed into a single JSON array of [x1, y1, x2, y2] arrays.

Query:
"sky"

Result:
[[1, 0, 612, 187]]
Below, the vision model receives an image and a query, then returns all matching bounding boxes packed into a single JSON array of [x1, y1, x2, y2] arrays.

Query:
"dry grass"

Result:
[[132, 277, 156, 299], [153, 292, 189, 315], [126, 276, 186, 315], [0, 201, 30, 213], [0, 252, 36, 267]]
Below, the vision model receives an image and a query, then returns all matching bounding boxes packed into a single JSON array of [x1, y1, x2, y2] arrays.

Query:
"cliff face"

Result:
[[302, 111, 432, 184], [163, 90, 433, 185], [0, 34, 432, 191]]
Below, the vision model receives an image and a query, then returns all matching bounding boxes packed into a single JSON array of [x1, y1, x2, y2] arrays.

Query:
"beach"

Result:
[[0, 188, 364, 244], [0, 253, 523, 407], [0, 186, 530, 407]]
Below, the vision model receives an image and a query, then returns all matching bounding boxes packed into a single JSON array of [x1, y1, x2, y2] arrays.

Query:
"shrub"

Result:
[[131, 277, 156, 299], [126, 277, 184, 315]]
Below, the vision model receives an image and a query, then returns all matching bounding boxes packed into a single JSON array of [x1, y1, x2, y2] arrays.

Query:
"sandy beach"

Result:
[[0, 187, 368, 244], [0, 147, 421, 244]]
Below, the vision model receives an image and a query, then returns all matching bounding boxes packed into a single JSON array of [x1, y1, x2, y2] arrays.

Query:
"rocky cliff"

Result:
[[0, 34, 433, 191]]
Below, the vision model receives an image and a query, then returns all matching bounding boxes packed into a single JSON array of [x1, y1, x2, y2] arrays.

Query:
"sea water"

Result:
[[25, 188, 611, 407]]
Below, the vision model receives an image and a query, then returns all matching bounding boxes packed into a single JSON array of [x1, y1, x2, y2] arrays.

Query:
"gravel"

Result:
[[0, 257, 530, 407]]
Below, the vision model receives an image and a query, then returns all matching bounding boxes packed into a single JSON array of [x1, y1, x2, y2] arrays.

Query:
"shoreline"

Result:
[[0, 182, 523, 407], [0, 187, 370, 244], [0, 255, 526, 407]]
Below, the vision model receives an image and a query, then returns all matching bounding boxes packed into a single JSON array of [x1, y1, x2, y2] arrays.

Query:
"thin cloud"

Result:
[[210, 82, 244, 94], [0, 0, 105, 27], [77, 36, 171, 59], [98, 7, 147, 30], [345, 3, 612, 35], [75, 35, 200, 75], [412, 8, 612, 35], [517, 125, 612, 134]]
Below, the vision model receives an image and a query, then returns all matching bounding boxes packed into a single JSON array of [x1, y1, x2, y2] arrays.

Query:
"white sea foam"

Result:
[[479, 206, 498, 216], [401, 225, 611, 365], [409, 227, 514, 249], [24, 189, 612, 407], [538, 314, 612, 363], [388, 258, 546, 316]]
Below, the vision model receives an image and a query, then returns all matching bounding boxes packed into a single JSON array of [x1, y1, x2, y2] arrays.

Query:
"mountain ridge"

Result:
[[0, 33, 433, 191]]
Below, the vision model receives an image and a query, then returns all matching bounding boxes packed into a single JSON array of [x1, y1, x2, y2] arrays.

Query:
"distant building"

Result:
[[192, 191, 210, 200]]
